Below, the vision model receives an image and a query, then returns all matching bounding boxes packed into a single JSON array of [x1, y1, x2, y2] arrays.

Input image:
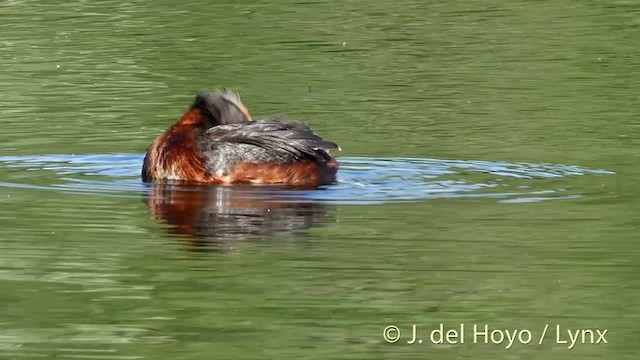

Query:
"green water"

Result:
[[1, 0, 639, 359]]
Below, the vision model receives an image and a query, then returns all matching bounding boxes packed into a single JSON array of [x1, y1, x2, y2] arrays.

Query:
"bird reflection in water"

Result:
[[144, 183, 335, 251]]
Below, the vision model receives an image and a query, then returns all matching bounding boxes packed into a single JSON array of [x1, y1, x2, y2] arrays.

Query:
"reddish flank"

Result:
[[142, 91, 339, 186]]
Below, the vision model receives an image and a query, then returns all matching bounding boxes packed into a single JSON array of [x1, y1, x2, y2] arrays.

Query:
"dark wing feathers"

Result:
[[205, 118, 339, 161]]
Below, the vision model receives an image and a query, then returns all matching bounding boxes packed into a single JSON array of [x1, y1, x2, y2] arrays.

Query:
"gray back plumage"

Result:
[[198, 116, 339, 175]]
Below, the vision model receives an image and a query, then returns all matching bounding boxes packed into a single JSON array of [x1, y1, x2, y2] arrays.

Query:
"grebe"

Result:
[[141, 91, 339, 187]]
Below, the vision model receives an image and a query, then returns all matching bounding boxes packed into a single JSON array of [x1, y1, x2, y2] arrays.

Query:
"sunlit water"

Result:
[[0, 154, 613, 204], [2, 0, 640, 358]]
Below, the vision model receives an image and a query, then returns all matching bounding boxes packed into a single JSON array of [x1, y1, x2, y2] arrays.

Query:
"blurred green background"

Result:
[[0, 0, 638, 359]]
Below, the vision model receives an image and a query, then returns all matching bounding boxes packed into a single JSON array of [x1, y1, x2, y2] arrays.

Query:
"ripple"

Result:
[[0, 154, 614, 204]]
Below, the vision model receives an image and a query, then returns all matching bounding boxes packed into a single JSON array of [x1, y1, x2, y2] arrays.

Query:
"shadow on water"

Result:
[[0, 153, 614, 246]]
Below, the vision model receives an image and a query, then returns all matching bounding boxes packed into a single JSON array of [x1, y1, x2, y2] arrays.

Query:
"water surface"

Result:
[[1, 0, 639, 359]]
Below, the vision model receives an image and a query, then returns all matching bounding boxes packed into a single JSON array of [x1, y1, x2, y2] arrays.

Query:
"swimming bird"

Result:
[[141, 91, 339, 186]]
